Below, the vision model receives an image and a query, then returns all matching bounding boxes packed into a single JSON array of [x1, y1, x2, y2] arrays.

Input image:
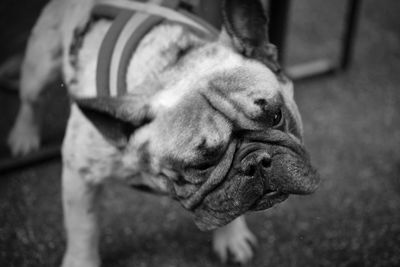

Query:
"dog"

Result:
[[7, 0, 320, 265]]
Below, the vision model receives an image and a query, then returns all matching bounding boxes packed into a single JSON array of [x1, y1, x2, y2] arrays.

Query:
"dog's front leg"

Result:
[[212, 216, 257, 264], [7, 0, 64, 156], [61, 167, 102, 267]]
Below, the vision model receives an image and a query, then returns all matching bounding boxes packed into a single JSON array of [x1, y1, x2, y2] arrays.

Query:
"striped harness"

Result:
[[92, 0, 219, 97]]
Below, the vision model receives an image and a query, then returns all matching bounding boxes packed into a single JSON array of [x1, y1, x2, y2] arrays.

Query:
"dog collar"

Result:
[[93, 0, 219, 97]]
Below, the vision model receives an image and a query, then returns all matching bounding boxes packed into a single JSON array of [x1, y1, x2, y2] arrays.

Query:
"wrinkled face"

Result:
[[133, 43, 319, 230]]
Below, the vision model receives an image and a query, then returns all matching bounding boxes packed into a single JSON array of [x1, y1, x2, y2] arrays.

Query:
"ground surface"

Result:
[[1, 0, 400, 266]]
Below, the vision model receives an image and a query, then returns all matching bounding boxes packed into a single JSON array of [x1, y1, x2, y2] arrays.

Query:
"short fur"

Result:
[[7, 0, 319, 266]]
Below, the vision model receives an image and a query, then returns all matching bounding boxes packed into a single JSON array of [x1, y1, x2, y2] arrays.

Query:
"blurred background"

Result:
[[0, 0, 399, 266]]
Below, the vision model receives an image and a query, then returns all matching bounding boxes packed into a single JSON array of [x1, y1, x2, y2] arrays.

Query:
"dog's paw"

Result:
[[7, 115, 40, 156], [212, 217, 257, 265]]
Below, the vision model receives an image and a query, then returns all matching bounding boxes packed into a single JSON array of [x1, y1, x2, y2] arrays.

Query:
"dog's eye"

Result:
[[272, 108, 283, 127]]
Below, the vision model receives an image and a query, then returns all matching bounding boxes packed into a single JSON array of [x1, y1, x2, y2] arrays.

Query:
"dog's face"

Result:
[[75, 0, 319, 230]]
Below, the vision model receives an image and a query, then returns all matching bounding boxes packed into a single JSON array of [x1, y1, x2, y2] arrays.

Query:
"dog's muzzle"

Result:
[[178, 129, 320, 231]]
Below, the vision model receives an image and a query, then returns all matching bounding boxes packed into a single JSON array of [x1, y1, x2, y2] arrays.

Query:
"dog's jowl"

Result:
[[8, 0, 320, 265]]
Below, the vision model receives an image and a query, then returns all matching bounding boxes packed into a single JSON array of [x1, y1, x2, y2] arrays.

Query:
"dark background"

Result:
[[1, 0, 400, 266]]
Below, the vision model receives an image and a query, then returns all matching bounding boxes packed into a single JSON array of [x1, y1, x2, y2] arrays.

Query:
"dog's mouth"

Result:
[[185, 129, 319, 231], [251, 190, 289, 210], [162, 129, 319, 231]]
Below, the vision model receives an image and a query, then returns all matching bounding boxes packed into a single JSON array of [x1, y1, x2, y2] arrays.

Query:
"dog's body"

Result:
[[7, 0, 319, 266]]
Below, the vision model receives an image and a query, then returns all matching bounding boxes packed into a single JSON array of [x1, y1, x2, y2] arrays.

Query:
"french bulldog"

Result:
[[7, 0, 320, 265]]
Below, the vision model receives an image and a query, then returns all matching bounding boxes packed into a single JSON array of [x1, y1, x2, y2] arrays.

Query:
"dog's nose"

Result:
[[241, 151, 271, 176]]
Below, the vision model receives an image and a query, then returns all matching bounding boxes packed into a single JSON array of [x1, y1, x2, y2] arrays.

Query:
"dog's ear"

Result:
[[220, 0, 281, 73], [74, 96, 153, 148]]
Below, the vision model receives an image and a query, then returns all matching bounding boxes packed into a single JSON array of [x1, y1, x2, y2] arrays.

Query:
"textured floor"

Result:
[[1, 0, 400, 266]]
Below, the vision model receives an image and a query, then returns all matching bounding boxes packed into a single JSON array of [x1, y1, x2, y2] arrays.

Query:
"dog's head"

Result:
[[75, 0, 319, 230]]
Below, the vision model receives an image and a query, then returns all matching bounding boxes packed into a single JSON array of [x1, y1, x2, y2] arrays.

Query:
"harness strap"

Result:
[[95, 8, 133, 96], [94, 0, 218, 97]]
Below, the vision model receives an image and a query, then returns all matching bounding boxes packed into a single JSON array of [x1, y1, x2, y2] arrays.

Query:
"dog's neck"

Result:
[[124, 23, 209, 96]]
